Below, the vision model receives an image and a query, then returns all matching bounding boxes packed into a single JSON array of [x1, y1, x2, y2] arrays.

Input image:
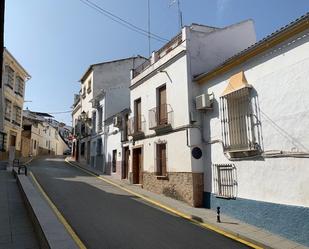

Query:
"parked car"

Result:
[[63, 149, 71, 155]]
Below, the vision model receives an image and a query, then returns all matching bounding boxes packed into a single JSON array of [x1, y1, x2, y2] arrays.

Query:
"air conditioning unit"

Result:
[[113, 116, 122, 128], [195, 93, 213, 110]]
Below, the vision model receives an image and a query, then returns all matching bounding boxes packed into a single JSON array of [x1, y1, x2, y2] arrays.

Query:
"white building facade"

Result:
[[128, 21, 256, 207], [195, 13, 309, 246], [72, 57, 146, 178]]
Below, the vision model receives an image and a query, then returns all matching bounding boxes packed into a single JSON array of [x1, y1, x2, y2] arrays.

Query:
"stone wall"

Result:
[[143, 172, 204, 207]]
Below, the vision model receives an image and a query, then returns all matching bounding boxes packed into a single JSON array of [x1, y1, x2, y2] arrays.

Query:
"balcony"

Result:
[[149, 104, 173, 134], [132, 32, 183, 79], [128, 115, 146, 140]]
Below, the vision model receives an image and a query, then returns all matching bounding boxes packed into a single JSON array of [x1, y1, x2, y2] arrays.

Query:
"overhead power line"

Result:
[[48, 111, 72, 114], [78, 0, 169, 43]]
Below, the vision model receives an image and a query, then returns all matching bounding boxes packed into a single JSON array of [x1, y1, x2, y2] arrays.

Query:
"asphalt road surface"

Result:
[[29, 157, 250, 249]]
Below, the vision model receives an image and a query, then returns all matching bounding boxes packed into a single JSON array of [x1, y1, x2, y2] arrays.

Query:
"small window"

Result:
[[156, 143, 167, 176], [4, 99, 12, 121], [34, 140, 37, 150], [213, 164, 237, 199], [4, 65, 14, 89], [112, 149, 117, 173], [12, 106, 21, 126], [82, 86, 86, 98], [134, 98, 142, 132], [87, 80, 92, 93], [15, 76, 24, 97], [97, 107, 103, 132]]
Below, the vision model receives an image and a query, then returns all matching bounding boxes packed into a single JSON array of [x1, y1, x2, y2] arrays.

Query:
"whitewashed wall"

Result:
[[199, 30, 309, 207]]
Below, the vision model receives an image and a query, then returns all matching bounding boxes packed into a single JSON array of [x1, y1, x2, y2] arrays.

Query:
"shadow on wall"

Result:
[[104, 153, 112, 175], [162, 185, 185, 203]]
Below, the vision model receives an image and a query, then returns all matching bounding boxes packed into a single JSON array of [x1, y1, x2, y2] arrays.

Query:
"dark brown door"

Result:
[[158, 85, 167, 125], [133, 148, 142, 184], [112, 149, 117, 173], [157, 143, 167, 176], [123, 147, 129, 179], [134, 99, 141, 131], [10, 134, 16, 147]]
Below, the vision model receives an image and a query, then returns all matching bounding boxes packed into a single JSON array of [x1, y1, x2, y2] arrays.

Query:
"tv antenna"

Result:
[[147, 0, 151, 56], [169, 0, 183, 31]]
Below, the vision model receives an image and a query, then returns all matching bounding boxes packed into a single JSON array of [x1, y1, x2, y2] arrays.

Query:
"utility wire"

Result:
[[48, 111, 72, 114], [78, 0, 169, 43]]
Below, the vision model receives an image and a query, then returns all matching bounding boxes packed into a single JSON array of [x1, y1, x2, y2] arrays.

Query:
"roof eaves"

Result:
[[195, 12, 309, 83]]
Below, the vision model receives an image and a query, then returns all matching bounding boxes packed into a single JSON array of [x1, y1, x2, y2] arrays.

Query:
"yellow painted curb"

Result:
[[23, 157, 34, 165], [65, 159, 263, 249], [29, 171, 87, 249]]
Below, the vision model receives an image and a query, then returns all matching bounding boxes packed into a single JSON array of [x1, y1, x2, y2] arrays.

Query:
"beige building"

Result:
[[21, 110, 69, 157], [0, 48, 30, 160]]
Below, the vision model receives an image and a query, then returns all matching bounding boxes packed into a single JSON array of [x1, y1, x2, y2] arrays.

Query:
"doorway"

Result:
[[122, 147, 129, 179], [132, 147, 142, 184], [87, 141, 91, 165], [10, 133, 16, 147]]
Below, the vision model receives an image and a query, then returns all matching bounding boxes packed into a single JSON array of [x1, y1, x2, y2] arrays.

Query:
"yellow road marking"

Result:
[[29, 171, 87, 249], [23, 158, 34, 165], [65, 159, 263, 249]]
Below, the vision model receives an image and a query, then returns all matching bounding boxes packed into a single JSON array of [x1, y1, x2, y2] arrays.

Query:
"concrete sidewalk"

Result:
[[0, 170, 39, 249], [67, 158, 308, 249]]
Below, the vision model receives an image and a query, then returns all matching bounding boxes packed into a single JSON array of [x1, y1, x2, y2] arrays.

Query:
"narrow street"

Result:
[[29, 157, 249, 249]]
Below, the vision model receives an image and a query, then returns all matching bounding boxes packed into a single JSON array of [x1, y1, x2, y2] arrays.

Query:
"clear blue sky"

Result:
[[4, 0, 309, 125]]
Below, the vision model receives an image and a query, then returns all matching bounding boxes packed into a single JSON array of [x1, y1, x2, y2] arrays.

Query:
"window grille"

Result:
[[12, 106, 22, 126], [213, 164, 237, 199], [5, 66, 14, 89], [220, 87, 260, 154], [15, 76, 24, 97], [5, 99, 12, 121]]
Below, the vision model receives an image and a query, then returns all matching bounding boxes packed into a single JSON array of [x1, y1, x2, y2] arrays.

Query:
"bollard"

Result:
[[217, 206, 221, 223]]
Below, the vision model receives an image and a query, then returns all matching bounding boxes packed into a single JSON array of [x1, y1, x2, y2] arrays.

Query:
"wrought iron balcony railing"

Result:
[[128, 115, 146, 138], [149, 104, 173, 131]]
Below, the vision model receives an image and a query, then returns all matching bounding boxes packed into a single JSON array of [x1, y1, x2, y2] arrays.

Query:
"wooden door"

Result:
[[10, 134, 16, 146], [112, 149, 117, 173], [158, 85, 167, 125], [157, 143, 166, 176], [123, 147, 129, 179], [133, 148, 142, 184], [134, 99, 141, 131]]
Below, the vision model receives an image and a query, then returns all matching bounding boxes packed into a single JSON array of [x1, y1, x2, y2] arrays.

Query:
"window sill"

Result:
[[6, 84, 13, 90], [15, 92, 23, 97], [156, 175, 168, 180]]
